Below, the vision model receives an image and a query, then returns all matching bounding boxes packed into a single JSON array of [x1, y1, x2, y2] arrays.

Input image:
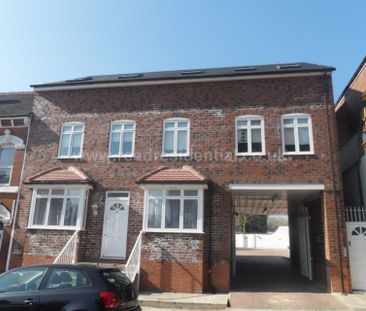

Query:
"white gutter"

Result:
[[33, 72, 330, 92], [5, 114, 32, 271]]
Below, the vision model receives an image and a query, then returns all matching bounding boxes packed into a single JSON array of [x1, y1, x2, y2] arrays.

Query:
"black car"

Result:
[[0, 264, 140, 311]]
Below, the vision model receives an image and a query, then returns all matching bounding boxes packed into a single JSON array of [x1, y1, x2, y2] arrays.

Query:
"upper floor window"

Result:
[[109, 121, 135, 157], [0, 117, 28, 128], [162, 118, 190, 156], [58, 123, 84, 158], [0, 148, 16, 185], [28, 188, 88, 229], [281, 114, 314, 154], [235, 116, 265, 155]]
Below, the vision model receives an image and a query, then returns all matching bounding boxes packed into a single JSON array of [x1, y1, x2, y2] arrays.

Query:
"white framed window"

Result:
[[143, 188, 204, 233], [58, 122, 85, 158], [28, 187, 89, 230], [109, 120, 136, 157], [0, 147, 16, 185], [235, 115, 265, 155], [281, 114, 314, 155], [162, 118, 190, 156]]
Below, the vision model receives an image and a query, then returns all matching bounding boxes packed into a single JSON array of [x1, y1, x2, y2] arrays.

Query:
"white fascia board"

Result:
[[28, 184, 93, 190], [229, 184, 325, 191], [34, 72, 328, 92]]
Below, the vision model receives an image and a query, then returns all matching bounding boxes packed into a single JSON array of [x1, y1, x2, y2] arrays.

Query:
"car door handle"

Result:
[[24, 298, 35, 305]]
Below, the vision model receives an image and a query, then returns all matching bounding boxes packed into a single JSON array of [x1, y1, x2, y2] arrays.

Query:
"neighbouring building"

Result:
[[0, 92, 32, 271], [8, 63, 351, 293], [335, 56, 366, 291]]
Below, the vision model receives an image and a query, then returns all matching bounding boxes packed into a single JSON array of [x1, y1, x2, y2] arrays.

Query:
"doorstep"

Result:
[[138, 292, 229, 310]]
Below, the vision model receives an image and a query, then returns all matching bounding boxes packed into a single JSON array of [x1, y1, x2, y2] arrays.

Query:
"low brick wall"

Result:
[[22, 229, 74, 265], [140, 232, 206, 293]]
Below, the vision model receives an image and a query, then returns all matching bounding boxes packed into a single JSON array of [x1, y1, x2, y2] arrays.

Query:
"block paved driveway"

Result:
[[140, 249, 351, 310], [229, 249, 348, 310]]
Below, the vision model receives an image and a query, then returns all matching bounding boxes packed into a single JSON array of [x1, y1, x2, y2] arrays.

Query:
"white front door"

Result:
[[298, 212, 312, 280], [347, 222, 366, 290], [101, 193, 130, 259]]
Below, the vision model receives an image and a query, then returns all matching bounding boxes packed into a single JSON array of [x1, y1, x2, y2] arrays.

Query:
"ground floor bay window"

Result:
[[143, 187, 204, 233], [28, 187, 89, 230]]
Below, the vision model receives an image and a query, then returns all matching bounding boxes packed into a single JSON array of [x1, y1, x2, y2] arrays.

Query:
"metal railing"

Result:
[[53, 230, 80, 264], [345, 206, 366, 222], [124, 231, 142, 287]]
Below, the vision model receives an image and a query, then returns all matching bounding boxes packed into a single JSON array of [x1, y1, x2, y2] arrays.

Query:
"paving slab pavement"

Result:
[[141, 292, 366, 310], [139, 292, 228, 310], [229, 292, 349, 310], [334, 292, 366, 310]]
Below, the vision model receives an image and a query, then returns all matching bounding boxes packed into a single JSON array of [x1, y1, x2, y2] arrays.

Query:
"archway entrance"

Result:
[[229, 184, 328, 293]]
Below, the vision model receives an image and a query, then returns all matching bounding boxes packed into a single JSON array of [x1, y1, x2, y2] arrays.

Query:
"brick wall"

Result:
[[140, 232, 205, 292], [11, 75, 351, 292]]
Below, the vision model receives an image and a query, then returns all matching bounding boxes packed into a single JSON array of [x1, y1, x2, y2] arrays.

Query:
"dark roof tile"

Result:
[[31, 62, 335, 89], [0, 93, 33, 117], [137, 166, 207, 184]]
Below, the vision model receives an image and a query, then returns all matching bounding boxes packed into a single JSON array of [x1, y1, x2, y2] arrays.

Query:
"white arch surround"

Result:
[[0, 130, 25, 149]]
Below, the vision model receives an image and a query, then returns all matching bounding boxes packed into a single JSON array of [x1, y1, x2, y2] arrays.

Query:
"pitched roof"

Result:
[[335, 56, 366, 110], [0, 92, 33, 117], [31, 62, 335, 90], [137, 166, 207, 184], [25, 167, 94, 185]]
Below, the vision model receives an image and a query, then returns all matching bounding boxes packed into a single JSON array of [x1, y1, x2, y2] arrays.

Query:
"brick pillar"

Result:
[[322, 190, 352, 293]]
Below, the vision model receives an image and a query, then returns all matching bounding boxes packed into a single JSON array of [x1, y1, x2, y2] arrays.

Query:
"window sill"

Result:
[[108, 155, 134, 159], [235, 152, 266, 157], [26, 226, 84, 231], [282, 152, 315, 156], [161, 153, 190, 158], [57, 156, 83, 160], [143, 229, 205, 234], [0, 186, 18, 193]]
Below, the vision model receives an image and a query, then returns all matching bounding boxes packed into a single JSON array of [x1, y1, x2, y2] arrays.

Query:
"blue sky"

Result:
[[0, 0, 365, 101]]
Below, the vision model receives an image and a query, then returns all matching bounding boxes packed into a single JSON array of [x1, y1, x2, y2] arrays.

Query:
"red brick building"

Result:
[[0, 93, 32, 271], [9, 63, 351, 293], [335, 56, 366, 291]]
